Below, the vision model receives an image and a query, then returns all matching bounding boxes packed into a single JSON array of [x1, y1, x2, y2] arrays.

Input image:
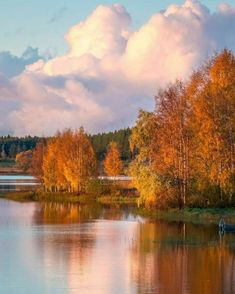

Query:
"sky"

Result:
[[0, 0, 235, 136], [0, 0, 234, 55]]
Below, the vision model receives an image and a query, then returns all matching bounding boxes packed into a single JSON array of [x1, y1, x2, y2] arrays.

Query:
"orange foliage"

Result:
[[189, 49, 235, 199], [16, 150, 33, 172], [104, 142, 123, 176], [31, 140, 46, 181], [43, 128, 97, 193], [130, 49, 235, 208]]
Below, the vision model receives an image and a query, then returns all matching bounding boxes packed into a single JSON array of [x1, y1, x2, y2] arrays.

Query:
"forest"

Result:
[[0, 136, 39, 158], [0, 128, 131, 161]]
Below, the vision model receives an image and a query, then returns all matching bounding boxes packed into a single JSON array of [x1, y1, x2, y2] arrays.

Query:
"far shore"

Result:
[[0, 159, 24, 174], [0, 169, 27, 175]]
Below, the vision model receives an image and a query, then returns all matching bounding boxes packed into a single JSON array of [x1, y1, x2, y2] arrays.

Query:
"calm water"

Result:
[[0, 175, 39, 191], [0, 199, 235, 294]]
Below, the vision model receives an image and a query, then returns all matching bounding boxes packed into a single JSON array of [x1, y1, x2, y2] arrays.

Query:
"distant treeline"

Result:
[[90, 128, 131, 160], [0, 136, 40, 159], [0, 128, 132, 161]]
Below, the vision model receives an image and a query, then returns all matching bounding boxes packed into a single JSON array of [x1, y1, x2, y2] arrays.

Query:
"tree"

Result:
[[151, 81, 192, 208], [90, 128, 131, 161], [1, 144, 6, 159], [43, 128, 97, 193], [9, 144, 17, 158], [130, 50, 235, 208], [104, 142, 123, 176], [189, 49, 235, 202], [129, 83, 192, 209], [129, 110, 174, 208], [31, 140, 46, 181], [16, 150, 33, 173], [129, 160, 163, 208], [62, 128, 97, 193], [43, 138, 59, 192]]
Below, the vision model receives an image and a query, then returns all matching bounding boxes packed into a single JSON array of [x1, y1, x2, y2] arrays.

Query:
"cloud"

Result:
[[0, 47, 42, 78], [65, 4, 131, 59], [1, 0, 235, 136]]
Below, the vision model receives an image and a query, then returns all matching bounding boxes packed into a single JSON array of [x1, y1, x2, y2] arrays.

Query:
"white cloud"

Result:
[[1, 0, 235, 136], [65, 4, 131, 59]]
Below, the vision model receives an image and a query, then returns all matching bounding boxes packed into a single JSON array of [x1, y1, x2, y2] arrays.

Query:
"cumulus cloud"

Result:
[[1, 0, 235, 136], [0, 47, 42, 78], [65, 4, 131, 59]]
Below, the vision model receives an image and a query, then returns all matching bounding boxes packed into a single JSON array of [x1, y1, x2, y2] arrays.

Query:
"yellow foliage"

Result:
[[104, 142, 123, 176], [43, 128, 97, 193], [16, 150, 33, 172], [130, 50, 235, 208]]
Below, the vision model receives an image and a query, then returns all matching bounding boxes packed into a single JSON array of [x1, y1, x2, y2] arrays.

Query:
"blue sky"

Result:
[[0, 0, 234, 56]]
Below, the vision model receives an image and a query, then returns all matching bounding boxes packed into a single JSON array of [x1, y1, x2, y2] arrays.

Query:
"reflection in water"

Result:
[[33, 203, 139, 293], [130, 222, 235, 294], [0, 199, 235, 293], [34, 202, 103, 224]]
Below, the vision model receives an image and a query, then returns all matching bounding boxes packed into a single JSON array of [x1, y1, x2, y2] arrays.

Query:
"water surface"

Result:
[[0, 174, 39, 191], [0, 199, 235, 293]]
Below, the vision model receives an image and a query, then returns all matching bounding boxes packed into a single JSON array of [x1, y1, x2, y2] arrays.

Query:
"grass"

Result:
[[0, 190, 137, 205], [98, 195, 137, 206], [0, 158, 21, 174], [0, 190, 96, 204], [1, 190, 235, 224], [0, 159, 15, 168], [132, 207, 235, 224], [0, 191, 36, 202]]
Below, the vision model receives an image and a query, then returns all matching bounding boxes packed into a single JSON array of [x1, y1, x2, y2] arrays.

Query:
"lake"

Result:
[[0, 198, 235, 294], [0, 175, 39, 191]]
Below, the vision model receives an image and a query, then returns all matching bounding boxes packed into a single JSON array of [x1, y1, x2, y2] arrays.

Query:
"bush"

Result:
[[85, 179, 104, 197]]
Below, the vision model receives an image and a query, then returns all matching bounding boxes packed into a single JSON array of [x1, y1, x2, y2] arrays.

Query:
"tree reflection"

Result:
[[130, 221, 235, 294], [32, 204, 235, 293], [33, 202, 104, 224]]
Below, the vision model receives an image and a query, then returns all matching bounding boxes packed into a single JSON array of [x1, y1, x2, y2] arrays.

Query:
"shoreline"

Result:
[[1, 190, 235, 225]]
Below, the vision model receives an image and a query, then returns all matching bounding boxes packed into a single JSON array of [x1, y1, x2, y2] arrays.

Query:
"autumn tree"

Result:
[[189, 49, 235, 202], [130, 50, 235, 208], [16, 150, 33, 173], [129, 111, 162, 207], [129, 89, 192, 209], [62, 128, 97, 193], [43, 128, 97, 193], [31, 139, 46, 181], [151, 81, 192, 208], [104, 142, 123, 176], [43, 138, 60, 192]]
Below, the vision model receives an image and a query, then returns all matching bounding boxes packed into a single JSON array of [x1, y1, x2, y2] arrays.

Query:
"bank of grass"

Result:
[[1, 190, 235, 224], [0, 191, 36, 202], [0, 159, 22, 174], [98, 195, 137, 206], [133, 207, 235, 224], [0, 189, 137, 206], [0, 190, 93, 204], [0, 159, 15, 168]]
